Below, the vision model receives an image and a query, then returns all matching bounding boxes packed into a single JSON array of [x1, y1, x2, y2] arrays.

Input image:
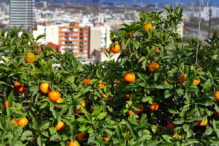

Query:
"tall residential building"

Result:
[[33, 23, 90, 58], [59, 23, 90, 58], [9, 0, 35, 31]]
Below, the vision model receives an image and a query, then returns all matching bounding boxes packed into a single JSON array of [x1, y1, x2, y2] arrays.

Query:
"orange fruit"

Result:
[[28, 100, 32, 104], [155, 47, 159, 54], [16, 87, 26, 93], [134, 104, 144, 114], [69, 140, 80, 146], [214, 110, 219, 116], [17, 117, 28, 126], [77, 133, 87, 142], [215, 91, 219, 102], [144, 22, 153, 33], [13, 80, 24, 88], [173, 132, 177, 136], [83, 79, 91, 85], [127, 110, 132, 116], [163, 80, 173, 84], [40, 83, 50, 94], [56, 98, 64, 109], [198, 66, 203, 71], [48, 91, 60, 102], [193, 77, 200, 86], [98, 82, 105, 88], [81, 100, 86, 107], [123, 72, 135, 83], [127, 131, 130, 135], [152, 37, 156, 40], [197, 118, 208, 126], [55, 121, 65, 131], [104, 135, 110, 144], [4, 101, 8, 109], [148, 63, 159, 73], [124, 32, 132, 38], [116, 81, 120, 85], [166, 123, 174, 129], [179, 74, 187, 83], [10, 118, 18, 127], [101, 94, 108, 99], [149, 102, 159, 111], [25, 52, 36, 63], [125, 94, 130, 100], [110, 43, 121, 53], [181, 134, 184, 139]]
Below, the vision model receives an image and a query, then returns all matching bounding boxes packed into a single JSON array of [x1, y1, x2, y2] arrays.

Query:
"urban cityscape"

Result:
[[0, 0, 219, 63]]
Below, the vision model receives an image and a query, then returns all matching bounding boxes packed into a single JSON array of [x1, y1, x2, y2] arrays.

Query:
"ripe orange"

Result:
[[124, 32, 132, 38], [83, 79, 91, 85], [16, 87, 26, 93], [155, 47, 159, 54], [127, 131, 130, 134], [116, 81, 120, 85], [4, 101, 8, 109], [149, 102, 159, 111], [10, 118, 18, 127], [69, 140, 80, 146], [173, 132, 177, 136], [25, 52, 36, 63], [55, 121, 65, 131], [166, 123, 174, 129], [197, 118, 208, 126], [198, 66, 203, 71], [152, 37, 156, 40], [148, 63, 159, 73], [110, 43, 121, 53], [134, 104, 144, 114], [28, 100, 32, 104], [56, 98, 64, 109], [104, 135, 110, 144], [193, 77, 200, 86], [181, 134, 184, 139], [127, 111, 132, 116], [77, 133, 87, 142], [214, 110, 219, 116], [101, 94, 108, 99], [81, 100, 86, 107], [98, 82, 105, 88], [48, 91, 60, 102], [13, 80, 24, 88], [215, 91, 219, 102], [144, 22, 153, 33], [179, 74, 187, 83], [17, 117, 28, 126], [123, 72, 135, 83], [40, 83, 50, 94], [163, 80, 173, 84], [125, 94, 130, 100]]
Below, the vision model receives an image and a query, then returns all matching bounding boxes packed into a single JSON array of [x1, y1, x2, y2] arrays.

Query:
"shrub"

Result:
[[0, 4, 219, 146]]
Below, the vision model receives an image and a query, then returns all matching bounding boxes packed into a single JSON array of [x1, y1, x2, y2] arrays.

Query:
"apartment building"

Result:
[[59, 23, 90, 58], [90, 25, 111, 57], [9, 0, 35, 31]]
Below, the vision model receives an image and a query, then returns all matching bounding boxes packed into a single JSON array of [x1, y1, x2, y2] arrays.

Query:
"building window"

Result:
[[74, 37, 77, 39], [80, 42, 83, 44], [80, 37, 83, 40], [80, 33, 83, 36], [80, 50, 83, 53], [80, 29, 83, 31], [80, 46, 83, 49]]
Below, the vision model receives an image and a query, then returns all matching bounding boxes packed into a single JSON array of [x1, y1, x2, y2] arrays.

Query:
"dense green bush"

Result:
[[0, 4, 219, 146]]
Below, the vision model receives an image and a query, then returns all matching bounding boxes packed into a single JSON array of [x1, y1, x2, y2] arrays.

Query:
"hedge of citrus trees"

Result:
[[1, 5, 219, 146]]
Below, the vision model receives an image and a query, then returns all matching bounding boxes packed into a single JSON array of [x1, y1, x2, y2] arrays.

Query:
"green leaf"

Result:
[[173, 118, 184, 124], [168, 108, 178, 114], [196, 98, 214, 106], [164, 90, 173, 98], [49, 127, 57, 135], [213, 119, 219, 138], [39, 121, 50, 131], [8, 91, 14, 108], [146, 140, 161, 146], [203, 79, 211, 93], [20, 130, 33, 141], [37, 135, 42, 146], [97, 112, 107, 120], [116, 124, 121, 139], [151, 125, 158, 134]]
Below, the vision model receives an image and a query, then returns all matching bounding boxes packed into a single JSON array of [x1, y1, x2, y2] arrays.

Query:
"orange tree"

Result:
[[1, 4, 219, 146]]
